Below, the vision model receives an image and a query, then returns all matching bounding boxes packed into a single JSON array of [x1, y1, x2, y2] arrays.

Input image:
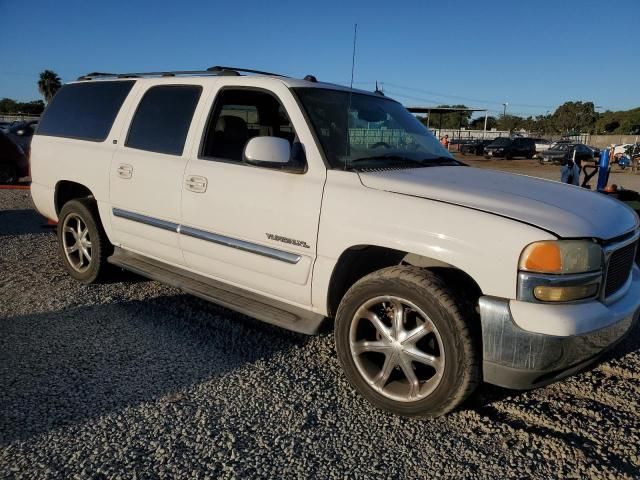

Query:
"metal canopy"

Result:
[[406, 106, 487, 114]]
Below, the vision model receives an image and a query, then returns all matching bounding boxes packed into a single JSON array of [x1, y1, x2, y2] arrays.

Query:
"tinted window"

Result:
[[201, 89, 297, 162], [37, 81, 134, 141], [126, 85, 201, 156]]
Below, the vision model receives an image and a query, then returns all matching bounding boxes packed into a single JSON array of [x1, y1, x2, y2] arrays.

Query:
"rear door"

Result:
[[180, 81, 326, 306], [109, 82, 204, 265]]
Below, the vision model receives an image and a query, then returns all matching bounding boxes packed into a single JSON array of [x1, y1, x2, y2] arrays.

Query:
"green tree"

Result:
[[419, 105, 472, 129], [497, 114, 523, 132], [551, 101, 596, 134], [0, 98, 19, 113], [38, 70, 62, 103], [470, 116, 497, 130]]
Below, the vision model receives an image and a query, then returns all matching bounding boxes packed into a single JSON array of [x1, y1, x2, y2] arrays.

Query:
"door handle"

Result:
[[116, 164, 133, 179], [185, 175, 207, 193]]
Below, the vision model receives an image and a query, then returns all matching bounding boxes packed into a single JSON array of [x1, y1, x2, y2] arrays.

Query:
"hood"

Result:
[[358, 166, 639, 239]]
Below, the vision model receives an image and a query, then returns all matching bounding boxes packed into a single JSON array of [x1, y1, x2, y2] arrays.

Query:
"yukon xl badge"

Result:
[[266, 233, 310, 249]]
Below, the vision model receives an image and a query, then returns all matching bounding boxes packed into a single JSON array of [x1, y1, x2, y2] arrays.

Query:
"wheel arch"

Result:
[[54, 180, 95, 214], [326, 244, 483, 319]]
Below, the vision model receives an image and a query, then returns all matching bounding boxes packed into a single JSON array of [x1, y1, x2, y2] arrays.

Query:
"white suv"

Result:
[[30, 66, 640, 417]]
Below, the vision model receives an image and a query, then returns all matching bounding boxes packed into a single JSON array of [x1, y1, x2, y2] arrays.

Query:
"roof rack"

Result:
[[77, 66, 289, 81]]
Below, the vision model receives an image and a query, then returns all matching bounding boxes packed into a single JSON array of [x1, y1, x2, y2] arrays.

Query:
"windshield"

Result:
[[552, 144, 573, 151], [294, 88, 457, 169]]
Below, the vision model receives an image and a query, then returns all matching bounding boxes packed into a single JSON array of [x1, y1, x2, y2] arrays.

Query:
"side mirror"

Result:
[[243, 136, 305, 173]]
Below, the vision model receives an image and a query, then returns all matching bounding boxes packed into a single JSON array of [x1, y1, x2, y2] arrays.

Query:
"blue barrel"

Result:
[[597, 148, 610, 191]]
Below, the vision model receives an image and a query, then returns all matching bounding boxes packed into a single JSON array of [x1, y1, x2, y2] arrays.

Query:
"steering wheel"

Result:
[[371, 141, 392, 149]]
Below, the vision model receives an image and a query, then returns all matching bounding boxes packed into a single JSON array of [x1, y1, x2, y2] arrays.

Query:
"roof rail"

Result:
[[77, 66, 289, 81], [206, 66, 289, 77]]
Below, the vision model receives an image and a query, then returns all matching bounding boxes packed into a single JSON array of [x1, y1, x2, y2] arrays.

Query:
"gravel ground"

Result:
[[1, 187, 639, 479]]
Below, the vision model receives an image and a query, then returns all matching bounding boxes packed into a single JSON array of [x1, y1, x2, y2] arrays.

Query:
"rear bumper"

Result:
[[479, 266, 640, 389]]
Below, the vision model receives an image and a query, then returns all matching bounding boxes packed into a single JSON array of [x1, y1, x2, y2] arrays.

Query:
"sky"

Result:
[[1, 0, 638, 118]]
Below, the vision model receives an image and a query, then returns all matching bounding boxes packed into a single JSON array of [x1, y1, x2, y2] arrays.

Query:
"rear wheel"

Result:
[[57, 199, 112, 283], [335, 266, 480, 417]]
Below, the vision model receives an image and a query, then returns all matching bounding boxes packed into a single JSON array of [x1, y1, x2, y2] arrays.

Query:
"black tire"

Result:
[[0, 164, 18, 184], [526, 153, 533, 159], [334, 266, 481, 417], [57, 198, 113, 284]]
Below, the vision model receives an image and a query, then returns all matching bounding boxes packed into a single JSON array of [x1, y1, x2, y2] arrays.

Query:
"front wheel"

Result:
[[57, 199, 112, 283], [334, 266, 481, 417]]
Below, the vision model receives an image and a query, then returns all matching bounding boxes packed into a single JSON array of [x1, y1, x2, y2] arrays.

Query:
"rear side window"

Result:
[[37, 81, 134, 141], [126, 85, 202, 156]]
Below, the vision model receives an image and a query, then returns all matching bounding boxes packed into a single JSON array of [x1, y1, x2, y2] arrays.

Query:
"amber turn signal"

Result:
[[533, 284, 599, 302]]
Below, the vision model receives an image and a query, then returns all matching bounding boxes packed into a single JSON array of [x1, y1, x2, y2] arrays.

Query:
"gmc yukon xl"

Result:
[[30, 67, 640, 416]]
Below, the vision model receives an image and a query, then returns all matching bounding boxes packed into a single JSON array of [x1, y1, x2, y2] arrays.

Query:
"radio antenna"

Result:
[[350, 23, 358, 91], [345, 23, 358, 170]]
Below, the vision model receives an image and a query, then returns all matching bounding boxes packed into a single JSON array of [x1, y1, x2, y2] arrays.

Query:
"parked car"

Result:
[[483, 137, 536, 159], [30, 67, 640, 417], [0, 121, 12, 133], [5, 120, 38, 156], [0, 130, 29, 183], [460, 139, 492, 156], [532, 138, 552, 153], [539, 143, 594, 166]]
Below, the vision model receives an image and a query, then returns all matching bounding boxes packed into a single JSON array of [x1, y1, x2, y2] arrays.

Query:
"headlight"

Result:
[[519, 240, 603, 274], [518, 240, 604, 303]]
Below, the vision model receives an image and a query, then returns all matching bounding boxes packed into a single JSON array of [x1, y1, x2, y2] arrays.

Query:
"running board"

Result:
[[108, 247, 325, 335]]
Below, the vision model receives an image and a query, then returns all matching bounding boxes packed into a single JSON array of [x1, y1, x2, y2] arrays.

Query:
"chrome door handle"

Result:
[[116, 164, 133, 179], [185, 175, 207, 193]]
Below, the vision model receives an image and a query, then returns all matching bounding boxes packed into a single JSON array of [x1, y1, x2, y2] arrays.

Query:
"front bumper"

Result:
[[479, 266, 640, 389]]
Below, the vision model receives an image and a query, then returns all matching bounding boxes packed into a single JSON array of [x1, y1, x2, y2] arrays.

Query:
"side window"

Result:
[[201, 89, 297, 163], [126, 85, 202, 156], [37, 81, 134, 141]]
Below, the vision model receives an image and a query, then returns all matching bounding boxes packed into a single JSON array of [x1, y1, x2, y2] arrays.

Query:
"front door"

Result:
[[109, 83, 204, 265], [180, 83, 326, 306]]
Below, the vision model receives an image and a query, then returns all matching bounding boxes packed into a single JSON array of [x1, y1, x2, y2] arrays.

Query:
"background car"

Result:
[[539, 143, 594, 166], [0, 130, 29, 183], [483, 137, 536, 159], [5, 120, 38, 156], [460, 139, 492, 155]]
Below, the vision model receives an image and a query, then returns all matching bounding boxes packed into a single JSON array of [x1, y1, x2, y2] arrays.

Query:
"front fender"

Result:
[[311, 171, 555, 315]]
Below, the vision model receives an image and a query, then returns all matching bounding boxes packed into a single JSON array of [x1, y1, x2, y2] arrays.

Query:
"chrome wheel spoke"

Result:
[[352, 340, 393, 355], [402, 322, 432, 344], [372, 352, 397, 389], [65, 244, 78, 254], [80, 245, 91, 263], [389, 299, 405, 338], [403, 346, 441, 370], [363, 311, 392, 342], [398, 355, 420, 400]]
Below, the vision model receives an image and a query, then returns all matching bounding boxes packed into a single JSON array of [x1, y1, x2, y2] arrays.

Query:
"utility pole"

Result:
[[483, 111, 488, 139], [502, 102, 508, 118]]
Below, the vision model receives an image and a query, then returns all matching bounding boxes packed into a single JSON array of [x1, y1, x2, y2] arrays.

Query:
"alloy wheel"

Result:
[[349, 296, 445, 402], [62, 213, 92, 272]]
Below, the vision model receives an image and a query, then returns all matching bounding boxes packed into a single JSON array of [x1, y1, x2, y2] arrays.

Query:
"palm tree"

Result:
[[38, 70, 62, 103]]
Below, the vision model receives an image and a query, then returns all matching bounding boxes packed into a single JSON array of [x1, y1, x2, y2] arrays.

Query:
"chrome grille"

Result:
[[605, 240, 637, 297]]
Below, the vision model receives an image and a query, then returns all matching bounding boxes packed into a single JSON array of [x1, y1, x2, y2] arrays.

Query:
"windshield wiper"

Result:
[[349, 154, 415, 164], [418, 156, 463, 167], [347, 154, 463, 170]]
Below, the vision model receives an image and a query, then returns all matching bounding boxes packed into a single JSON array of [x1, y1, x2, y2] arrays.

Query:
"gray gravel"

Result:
[[1, 189, 639, 479]]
